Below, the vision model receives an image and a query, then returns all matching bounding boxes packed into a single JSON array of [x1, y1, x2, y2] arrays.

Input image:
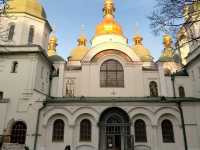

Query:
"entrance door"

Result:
[[106, 134, 121, 150], [99, 107, 131, 150], [106, 124, 122, 150]]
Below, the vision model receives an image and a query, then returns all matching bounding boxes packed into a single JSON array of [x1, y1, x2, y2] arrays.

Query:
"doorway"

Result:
[[99, 107, 133, 150]]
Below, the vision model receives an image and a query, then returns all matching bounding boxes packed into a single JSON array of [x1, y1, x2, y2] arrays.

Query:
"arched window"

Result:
[[0, 91, 3, 99], [28, 26, 34, 44], [11, 61, 18, 73], [134, 119, 147, 142], [8, 24, 15, 41], [161, 119, 175, 143], [11, 121, 27, 144], [80, 119, 91, 142], [52, 119, 65, 142], [179, 86, 185, 97], [100, 59, 124, 87], [149, 81, 158, 97]]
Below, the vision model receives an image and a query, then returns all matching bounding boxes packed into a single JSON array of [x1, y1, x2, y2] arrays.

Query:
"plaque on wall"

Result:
[[2, 143, 25, 150]]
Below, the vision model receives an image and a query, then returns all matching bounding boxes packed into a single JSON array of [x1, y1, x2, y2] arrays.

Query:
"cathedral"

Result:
[[0, 0, 200, 150]]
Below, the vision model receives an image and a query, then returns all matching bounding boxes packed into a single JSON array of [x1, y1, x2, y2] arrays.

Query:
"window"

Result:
[[80, 119, 91, 142], [41, 67, 44, 79], [8, 24, 15, 41], [198, 67, 200, 79], [134, 119, 147, 142], [0, 92, 3, 99], [149, 81, 158, 97], [191, 70, 195, 81], [179, 86, 185, 97], [11, 61, 18, 73], [52, 119, 65, 142], [100, 59, 124, 87], [11, 121, 27, 144], [28, 26, 34, 44], [161, 120, 175, 143]]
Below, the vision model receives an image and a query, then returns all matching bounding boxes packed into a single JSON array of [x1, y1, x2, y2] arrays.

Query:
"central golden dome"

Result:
[[7, 0, 46, 19], [95, 15, 123, 36], [95, 0, 123, 36]]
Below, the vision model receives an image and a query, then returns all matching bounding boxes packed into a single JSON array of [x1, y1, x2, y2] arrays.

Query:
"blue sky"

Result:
[[40, 0, 164, 60]]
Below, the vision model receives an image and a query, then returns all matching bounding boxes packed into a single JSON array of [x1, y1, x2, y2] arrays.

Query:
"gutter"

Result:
[[33, 101, 47, 150]]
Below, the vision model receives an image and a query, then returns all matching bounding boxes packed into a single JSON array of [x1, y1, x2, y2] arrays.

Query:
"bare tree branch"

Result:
[[148, 0, 200, 46]]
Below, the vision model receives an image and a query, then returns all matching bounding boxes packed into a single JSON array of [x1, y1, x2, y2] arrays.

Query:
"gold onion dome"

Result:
[[95, 0, 123, 36], [70, 35, 89, 61], [159, 34, 174, 62], [7, 0, 46, 19], [48, 34, 58, 56], [133, 34, 152, 62]]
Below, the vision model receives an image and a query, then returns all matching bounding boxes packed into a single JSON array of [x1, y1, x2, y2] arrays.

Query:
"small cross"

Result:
[[111, 90, 116, 96]]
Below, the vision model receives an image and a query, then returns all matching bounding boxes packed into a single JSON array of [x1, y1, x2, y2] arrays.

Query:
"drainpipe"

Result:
[[33, 101, 47, 150], [177, 102, 188, 150], [171, 73, 176, 98]]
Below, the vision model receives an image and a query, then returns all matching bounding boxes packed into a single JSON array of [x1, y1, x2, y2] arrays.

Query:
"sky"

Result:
[[40, 0, 164, 60]]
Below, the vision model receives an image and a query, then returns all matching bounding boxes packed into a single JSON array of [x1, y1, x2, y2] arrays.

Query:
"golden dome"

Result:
[[133, 35, 152, 62], [95, 0, 123, 36], [70, 35, 89, 61], [70, 46, 89, 61], [7, 0, 46, 19], [95, 15, 123, 36], [163, 34, 172, 48], [48, 35, 58, 57]]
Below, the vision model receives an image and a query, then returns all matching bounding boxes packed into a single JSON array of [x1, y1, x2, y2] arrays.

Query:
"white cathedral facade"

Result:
[[0, 0, 200, 150]]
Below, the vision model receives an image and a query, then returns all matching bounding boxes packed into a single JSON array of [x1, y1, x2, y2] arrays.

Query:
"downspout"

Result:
[[33, 64, 53, 150], [171, 73, 188, 150], [171, 73, 176, 98], [33, 66, 53, 150], [33, 101, 47, 150], [177, 102, 188, 150]]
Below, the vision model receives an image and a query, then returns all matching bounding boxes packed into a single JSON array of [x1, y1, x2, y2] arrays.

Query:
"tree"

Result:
[[149, 0, 200, 46]]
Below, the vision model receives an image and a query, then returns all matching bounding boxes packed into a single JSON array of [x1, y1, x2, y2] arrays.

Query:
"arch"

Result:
[[100, 59, 124, 87], [134, 119, 147, 142], [178, 86, 185, 97], [161, 119, 175, 143], [91, 49, 132, 62], [11, 121, 27, 144], [155, 107, 181, 126], [99, 107, 129, 123], [128, 107, 154, 125], [80, 119, 92, 142], [149, 81, 158, 97], [82, 42, 140, 62], [43, 107, 72, 126], [52, 119, 65, 142], [72, 107, 99, 125]]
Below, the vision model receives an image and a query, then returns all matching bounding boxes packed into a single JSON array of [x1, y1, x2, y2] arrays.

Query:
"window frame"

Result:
[[100, 59, 124, 88], [28, 25, 34, 44], [0, 91, 3, 99], [11, 121, 27, 144], [161, 119, 175, 143], [178, 86, 185, 97], [52, 119, 65, 142], [134, 119, 147, 143], [8, 24, 15, 41], [149, 81, 159, 97], [80, 119, 92, 142], [11, 61, 18, 73]]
